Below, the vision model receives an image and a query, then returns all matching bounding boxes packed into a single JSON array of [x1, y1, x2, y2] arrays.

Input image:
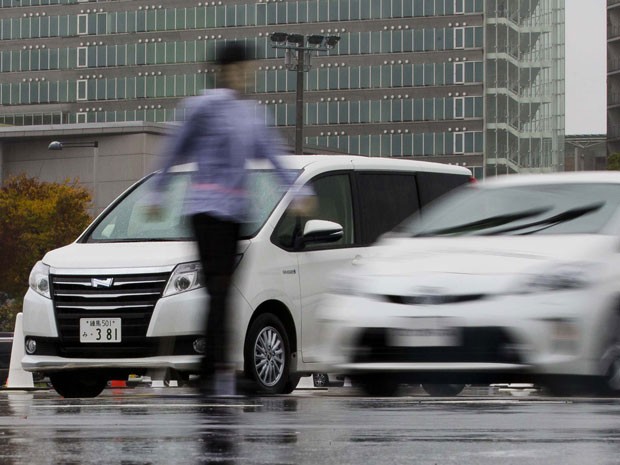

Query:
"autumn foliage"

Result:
[[0, 175, 92, 330]]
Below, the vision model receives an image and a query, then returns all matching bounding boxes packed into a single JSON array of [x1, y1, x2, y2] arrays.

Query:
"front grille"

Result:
[[353, 327, 521, 365], [385, 294, 486, 305], [51, 272, 170, 358]]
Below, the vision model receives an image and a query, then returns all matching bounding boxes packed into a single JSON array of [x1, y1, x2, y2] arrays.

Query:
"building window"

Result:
[[77, 14, 88, 35], [77, 47, 87, 67], [454, 97, 464, 119], [97, 12, 107, 35], [454, 62, 464, 84], [423, 98, 434, 121], [76, 112, 87, 123], [454, 27, 464, 49], [77, 79, 87, 100], [454, 132, 464, 153], [454, 0, 464, 14]]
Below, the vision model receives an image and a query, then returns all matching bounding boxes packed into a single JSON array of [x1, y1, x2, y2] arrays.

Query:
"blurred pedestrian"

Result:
[[147, 41, 315, 397]]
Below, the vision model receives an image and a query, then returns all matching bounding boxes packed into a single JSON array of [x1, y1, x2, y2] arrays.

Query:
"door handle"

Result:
[[352, 255, 363, 266]]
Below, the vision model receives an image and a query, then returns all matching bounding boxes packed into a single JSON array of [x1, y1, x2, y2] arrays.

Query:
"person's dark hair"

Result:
[[215, 41, 255, 66]]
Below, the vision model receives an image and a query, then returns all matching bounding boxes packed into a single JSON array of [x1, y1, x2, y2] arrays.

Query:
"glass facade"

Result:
[[485, 0, 565, 174], [0, 0, 564, 176], [608, 0, 620, 155]]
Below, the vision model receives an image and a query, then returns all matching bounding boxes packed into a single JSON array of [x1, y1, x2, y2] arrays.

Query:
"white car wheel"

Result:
[[421, 383, 466, 397], [599, 311, 620, 395]]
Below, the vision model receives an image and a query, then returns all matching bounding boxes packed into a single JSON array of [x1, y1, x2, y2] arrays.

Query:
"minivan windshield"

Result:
[[86, 169, 299, 242], [397, 183, 620, 237]]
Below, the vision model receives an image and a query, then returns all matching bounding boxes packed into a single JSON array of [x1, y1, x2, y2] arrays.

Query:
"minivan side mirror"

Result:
[[296, 219, 343, 248]]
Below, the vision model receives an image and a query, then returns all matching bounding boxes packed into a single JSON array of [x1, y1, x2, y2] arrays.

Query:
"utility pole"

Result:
[[269, 33, 340, 155]]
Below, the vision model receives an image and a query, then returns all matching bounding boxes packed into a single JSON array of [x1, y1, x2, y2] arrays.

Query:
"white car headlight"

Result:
[[514, 262, 598, 294], [29, 261, 51, 299], [163, 261, 204, 297]]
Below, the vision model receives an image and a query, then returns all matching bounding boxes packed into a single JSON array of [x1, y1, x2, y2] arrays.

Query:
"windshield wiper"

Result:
[[414, 207, 550, 237], [480, 202, 605, 236]]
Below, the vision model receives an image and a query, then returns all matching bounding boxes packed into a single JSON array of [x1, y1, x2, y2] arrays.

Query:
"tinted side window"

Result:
[[357, 173, 419, 244], [416, 172, 469, 206], [273, 173, 355, 250]]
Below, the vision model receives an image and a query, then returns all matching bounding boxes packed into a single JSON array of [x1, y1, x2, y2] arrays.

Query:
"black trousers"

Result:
[[191, 213, 240, 378]]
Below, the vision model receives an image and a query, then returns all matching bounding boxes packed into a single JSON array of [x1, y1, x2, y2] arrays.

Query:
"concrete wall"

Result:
[[0, 123, 169, 214]]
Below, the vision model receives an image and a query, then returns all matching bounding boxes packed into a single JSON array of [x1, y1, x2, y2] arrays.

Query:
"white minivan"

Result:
[[21, 155, 471, 397]]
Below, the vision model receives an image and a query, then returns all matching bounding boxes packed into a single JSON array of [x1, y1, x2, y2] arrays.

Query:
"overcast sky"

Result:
[[565, 0, 606, 135]]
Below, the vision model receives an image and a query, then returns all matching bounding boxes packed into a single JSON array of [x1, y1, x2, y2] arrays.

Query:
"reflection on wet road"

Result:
[[1, 387, 620, 464]]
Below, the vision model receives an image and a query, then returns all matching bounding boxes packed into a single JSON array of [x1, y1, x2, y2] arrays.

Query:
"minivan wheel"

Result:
[[50, 372, 107, 398], [245, 314, 292, 394], [282, 374, 301, 394], [421, 383, 466, 397]]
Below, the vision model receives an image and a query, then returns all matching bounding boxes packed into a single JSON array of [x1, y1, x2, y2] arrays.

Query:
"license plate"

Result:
[[80, 318, 121, 343], [390, 318, 459, 347]]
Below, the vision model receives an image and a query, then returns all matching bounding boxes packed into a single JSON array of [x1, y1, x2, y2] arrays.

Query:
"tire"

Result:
[[352, 374, 400, 397], [543, 378, 588, 397], [596, 309, 620, 396], [282, 374, 301, 394], [313, 373, 329, 387], [50, 372, 107, 398], [164, 369, 190, 387], [421, 383, 466, 397], [245, 313, 293, 394]]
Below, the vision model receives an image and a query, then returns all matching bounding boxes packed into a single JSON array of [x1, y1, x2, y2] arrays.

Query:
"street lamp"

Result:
[[48, 140, 99, 211], [269, 33, 340, 154]]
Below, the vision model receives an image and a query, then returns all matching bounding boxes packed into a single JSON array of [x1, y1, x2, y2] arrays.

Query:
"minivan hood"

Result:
[[43, 240, 251, 272]]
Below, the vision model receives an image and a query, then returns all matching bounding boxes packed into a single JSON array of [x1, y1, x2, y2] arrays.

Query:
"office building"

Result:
[[609, 0, 620, 156], [0, 0, 565, 177]]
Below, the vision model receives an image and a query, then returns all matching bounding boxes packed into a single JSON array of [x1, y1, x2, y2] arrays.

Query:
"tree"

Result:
[[0, 175, 92, 330], [608, 153, 620, 171]]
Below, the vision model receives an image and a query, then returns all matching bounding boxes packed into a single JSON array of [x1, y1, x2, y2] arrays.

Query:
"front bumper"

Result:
[[318, 288, 610, 381], [337, 362, 525, 372], [21, 285, 209, 374], [21, 354, 201, 373]]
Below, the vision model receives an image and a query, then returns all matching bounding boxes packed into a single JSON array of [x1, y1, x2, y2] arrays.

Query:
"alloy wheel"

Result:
[[254, 326, 285, 387]]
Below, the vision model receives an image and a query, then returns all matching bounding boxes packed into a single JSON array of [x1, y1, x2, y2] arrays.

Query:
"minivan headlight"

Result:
[[163, 262, 204, 297], [29, 261, 51, 299], [513, 262, 598, 294]]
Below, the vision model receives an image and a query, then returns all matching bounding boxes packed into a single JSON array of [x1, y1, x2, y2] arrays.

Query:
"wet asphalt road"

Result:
[[1, 385, 620, 465]]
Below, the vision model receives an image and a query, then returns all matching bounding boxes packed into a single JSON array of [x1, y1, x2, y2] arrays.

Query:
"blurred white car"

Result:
[[318, 172, 620, 396]]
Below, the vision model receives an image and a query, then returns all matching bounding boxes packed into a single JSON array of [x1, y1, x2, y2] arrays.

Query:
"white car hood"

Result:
[[43, 240, 251, 273], [355, 235, 615, 295]]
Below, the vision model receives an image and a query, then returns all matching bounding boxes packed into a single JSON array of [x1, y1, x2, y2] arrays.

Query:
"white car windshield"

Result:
[[399, 183, 620, 237], [85, 169, 299, 242]]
